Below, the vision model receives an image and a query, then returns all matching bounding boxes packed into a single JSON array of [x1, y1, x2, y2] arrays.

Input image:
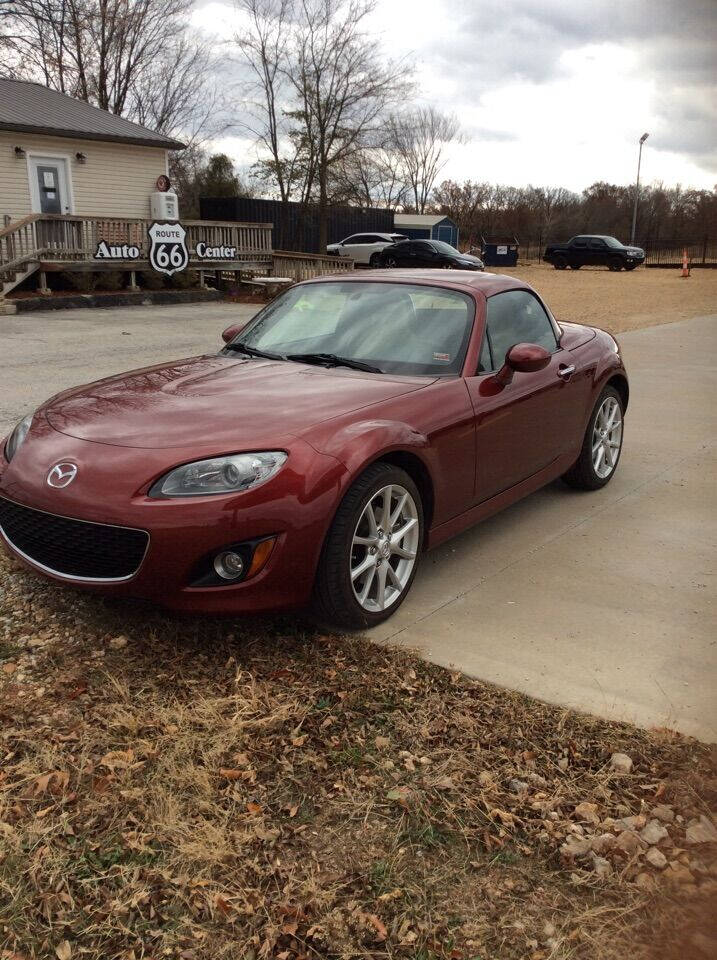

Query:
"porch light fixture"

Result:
[[75, 151, 87, 163], [14, 146, 26, 158]]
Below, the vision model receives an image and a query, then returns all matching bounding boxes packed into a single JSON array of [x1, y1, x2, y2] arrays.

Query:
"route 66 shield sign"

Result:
[[148, 221, 188, 276]]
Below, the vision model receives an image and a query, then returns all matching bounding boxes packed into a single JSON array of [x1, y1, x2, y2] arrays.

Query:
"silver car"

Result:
[[326, 232, 407, 265]]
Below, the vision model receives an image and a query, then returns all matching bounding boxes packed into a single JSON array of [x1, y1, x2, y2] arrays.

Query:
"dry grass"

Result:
[[1, 553, 716, 960], [495, 263, 717, 335]]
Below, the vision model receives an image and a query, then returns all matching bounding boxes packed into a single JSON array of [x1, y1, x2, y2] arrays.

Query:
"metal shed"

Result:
[[394, 214, 459, 248]]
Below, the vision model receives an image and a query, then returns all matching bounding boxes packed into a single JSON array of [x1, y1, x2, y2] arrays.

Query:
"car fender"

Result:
[[303, 418, 436, 540], [309, 417, 431, 478], [588, 331, 629, 415]]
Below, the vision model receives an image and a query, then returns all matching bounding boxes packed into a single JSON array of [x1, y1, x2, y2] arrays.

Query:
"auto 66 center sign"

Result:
[[148, 222, 189, 275], [94, 221, 238, 274]]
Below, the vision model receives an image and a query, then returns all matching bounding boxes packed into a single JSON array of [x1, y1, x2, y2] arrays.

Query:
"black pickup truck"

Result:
[[544, 235, 645, 271]]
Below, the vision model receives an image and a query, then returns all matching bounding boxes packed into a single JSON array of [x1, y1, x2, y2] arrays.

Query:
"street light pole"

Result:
[[630, 132, 649, 245]]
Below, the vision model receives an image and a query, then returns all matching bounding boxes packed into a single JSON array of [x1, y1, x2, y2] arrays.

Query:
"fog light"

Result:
[[213, 551, 245, 581]]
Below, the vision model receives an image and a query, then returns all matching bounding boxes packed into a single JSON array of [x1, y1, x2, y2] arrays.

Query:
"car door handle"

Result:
[[557, 364, 575, 379]]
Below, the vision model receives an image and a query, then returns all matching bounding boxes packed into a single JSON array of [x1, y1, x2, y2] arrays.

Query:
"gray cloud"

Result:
[[427, 0, 716, 174]]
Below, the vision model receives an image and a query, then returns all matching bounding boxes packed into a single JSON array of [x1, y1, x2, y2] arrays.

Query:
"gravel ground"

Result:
[[497, 263, 717, 334]]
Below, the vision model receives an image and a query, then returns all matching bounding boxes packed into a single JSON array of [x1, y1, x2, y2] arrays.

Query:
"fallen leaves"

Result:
[[386, 785, 412, 808], [99, 749, 136, 771], [1, 575, 715, 960], [365, 913, 388, 941], [33, 770, 69, 796]]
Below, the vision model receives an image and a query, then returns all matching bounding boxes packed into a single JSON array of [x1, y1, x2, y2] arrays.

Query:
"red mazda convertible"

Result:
[[0, 271, 628, 628]]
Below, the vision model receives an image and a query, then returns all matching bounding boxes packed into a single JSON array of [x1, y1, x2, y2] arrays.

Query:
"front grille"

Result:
[[0, 497, 148, 581]]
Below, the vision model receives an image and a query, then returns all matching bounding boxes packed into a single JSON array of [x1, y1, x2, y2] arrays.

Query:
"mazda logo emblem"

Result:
[[47, 462, 78, 488]]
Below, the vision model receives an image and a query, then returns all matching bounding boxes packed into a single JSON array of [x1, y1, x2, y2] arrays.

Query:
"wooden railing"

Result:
[[0, 214, 41, 275], [1, 216, 357, 294], [1, 214, 273, 275], [30, 215, 274, 262], [273, 249, 355, 281]]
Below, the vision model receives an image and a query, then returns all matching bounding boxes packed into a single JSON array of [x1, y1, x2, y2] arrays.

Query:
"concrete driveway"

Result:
[[371, 315, 717, 742], [2, 303, 715, 740], [0, 302, 255, 435]]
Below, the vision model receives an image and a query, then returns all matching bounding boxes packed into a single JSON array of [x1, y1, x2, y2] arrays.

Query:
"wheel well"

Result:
[[606, 374, 629, 412], [375, 451, 435, 531]]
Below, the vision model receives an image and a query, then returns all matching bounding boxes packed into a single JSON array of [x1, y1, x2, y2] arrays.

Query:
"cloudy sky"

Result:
[[193, 0, 717, 192]]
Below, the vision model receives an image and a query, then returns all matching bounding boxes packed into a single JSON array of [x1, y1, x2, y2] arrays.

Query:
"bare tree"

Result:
[[389, 105, 460, 213], [3, 0, 222, 144], [233, 0, 410, 246], [232, 0, 308, 203], [291, 0, 410, 246], [432, 179, 492, 248], [329, 137, 409, 209]]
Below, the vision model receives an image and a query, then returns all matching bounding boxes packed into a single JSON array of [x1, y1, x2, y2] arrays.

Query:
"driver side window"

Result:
[[481, 290, 558, 371]]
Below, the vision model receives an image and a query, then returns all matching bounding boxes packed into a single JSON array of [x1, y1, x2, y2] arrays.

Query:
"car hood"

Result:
[[454, 254, 483, 265], [42, 355, 430, 449]]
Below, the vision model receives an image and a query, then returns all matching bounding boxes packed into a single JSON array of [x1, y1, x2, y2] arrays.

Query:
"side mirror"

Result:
[[222, 321, 248, 343], [494, 343, 551, 386]]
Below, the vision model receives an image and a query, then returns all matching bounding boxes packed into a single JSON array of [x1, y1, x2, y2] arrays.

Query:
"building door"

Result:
[[29, 157, 71, 214], [437, 224, 456, 246]]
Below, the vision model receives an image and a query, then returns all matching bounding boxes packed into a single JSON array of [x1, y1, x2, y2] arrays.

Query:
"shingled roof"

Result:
[[0, 79, 186, 150]]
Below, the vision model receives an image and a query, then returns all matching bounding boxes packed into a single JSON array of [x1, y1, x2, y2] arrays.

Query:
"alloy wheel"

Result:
[[350, 483, 419, 612], [592, 396, 623, 479]]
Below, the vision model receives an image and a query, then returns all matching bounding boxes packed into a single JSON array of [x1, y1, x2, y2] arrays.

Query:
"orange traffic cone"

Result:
[[681, 248, 690, 278]]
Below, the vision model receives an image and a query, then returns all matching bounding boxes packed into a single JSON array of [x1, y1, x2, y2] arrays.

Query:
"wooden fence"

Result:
[[273, 250, 355, 281]]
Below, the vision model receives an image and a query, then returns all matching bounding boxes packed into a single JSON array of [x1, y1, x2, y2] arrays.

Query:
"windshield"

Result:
[[231, 281, 475, 376], [430, 240, 462, 255], [603, 236, 623, 248]]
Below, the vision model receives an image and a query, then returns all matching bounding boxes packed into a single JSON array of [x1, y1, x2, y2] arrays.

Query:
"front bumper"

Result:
[[0, 423, 347, 614]]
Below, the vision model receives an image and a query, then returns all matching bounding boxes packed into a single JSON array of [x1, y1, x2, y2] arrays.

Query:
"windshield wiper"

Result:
[[224, 341, 285, 361], [288, 352, 384, 374]]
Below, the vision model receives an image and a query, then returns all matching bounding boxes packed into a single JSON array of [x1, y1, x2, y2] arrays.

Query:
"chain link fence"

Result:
[[513, 238, 716, 267]]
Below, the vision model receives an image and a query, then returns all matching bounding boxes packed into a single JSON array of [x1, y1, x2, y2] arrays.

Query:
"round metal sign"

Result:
[[156, 174, 171, 192]]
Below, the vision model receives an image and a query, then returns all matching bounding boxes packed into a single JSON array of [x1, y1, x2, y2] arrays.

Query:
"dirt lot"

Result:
[[497, 264, 717, 334], [1, 573, 716, 960]]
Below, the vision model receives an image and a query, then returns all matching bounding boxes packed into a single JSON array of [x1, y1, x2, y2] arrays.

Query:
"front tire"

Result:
[[570, 264, 582, 270], [608, 257, 623, 271], [369, 253, 381, 268], [563, 386, 624, 490], [313, 463, 423, 629], [384, 256, 398, 268]]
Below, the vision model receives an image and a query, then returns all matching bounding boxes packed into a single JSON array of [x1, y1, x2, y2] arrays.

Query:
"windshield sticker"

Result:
[[433, 352, 451, 363]]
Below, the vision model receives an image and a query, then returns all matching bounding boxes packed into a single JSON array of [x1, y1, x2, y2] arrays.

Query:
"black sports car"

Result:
[[372, 239, 484, 271]]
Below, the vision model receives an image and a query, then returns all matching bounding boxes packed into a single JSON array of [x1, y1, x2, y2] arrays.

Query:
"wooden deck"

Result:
[[0, 214, 354, 298]]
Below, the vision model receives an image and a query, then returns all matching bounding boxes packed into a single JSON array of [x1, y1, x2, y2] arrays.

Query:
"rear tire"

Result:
[[554, 255, 568, 270], [562, 386, 624, 490], [570, 264, 582, 270], [313, 463, 423, 630]]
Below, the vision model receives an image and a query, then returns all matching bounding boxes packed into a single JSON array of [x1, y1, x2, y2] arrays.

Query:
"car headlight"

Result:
[[149, 452, 287, 498], [4, 413, 33, 463]]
